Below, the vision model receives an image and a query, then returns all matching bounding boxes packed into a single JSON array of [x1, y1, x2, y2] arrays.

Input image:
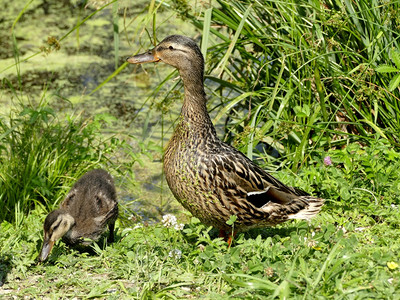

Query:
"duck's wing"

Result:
[[60, 187, 77, 210], [206, 143, 323, 219]]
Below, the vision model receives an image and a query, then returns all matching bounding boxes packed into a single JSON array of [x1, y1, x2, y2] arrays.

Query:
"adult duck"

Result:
[[127, 35, 323, 240], [38, 169, 118, 262]]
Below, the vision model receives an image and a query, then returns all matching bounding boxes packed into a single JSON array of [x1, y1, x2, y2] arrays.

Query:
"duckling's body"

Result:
[[39, 169, 118, 262], [127, 35, 323, 234]]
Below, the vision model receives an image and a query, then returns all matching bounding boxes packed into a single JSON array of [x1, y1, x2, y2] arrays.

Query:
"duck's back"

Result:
[[61, 169, 118, 244]]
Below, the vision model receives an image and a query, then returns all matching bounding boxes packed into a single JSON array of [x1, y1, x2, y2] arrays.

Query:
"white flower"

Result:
[[355, 227, 366, 232], [162, 214, 178, 228], [338, 226, 347, 234], [307, 240, 317, 247], [162, 214, 184, 230], [174, 223, 185, 230], [388, 278, 394, 284], [169, 249, 182, 260], [303, 236, 317, 247]]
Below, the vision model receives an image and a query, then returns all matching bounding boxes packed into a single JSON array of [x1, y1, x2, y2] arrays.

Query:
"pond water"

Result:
[[0, 0, 201, 222]]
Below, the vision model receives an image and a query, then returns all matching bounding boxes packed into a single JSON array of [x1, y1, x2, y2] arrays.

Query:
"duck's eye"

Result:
[[169, 45, 174, 50]]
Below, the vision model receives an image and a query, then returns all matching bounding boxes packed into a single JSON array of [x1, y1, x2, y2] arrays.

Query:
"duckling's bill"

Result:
[[38, 239, 54, 262], [126, 50, 160, 64]]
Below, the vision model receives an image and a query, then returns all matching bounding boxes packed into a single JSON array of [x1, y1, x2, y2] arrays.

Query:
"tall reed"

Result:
[[167, 0, 400, 170]]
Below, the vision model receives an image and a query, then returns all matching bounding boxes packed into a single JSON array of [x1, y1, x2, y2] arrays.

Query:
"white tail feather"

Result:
[[287, 196, 324, 220]]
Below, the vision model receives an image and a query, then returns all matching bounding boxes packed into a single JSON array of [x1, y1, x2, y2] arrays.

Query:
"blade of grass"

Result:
[[201, 8, 213, 60], [312, 242, 341, 289], [213, 92, 259, 124], [215, 5, 252, 76], [292, 105, 321, 172], [88, 62, 128, 96], [113, 1, 120, 70], [222, 273, 278, 291], [11, 0, 35, 32]]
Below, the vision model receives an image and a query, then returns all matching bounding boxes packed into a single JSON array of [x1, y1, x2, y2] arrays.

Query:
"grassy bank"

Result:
[[1, 145, 399, 298]]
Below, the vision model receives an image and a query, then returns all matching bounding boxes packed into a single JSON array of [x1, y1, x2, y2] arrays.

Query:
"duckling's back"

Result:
[[61, 169, 118, 245]]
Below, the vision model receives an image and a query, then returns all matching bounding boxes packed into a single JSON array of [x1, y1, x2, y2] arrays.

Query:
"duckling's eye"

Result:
[[169, 45, 174, 50], [52, 223, 60, 232]]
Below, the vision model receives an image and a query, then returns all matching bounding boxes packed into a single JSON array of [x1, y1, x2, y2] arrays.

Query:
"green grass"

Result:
[[1, 139, 400, 298]]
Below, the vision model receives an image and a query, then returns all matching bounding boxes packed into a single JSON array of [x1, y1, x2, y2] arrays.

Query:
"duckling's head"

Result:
[[127, 35, 204, 77], [38, 209, 75, 262]]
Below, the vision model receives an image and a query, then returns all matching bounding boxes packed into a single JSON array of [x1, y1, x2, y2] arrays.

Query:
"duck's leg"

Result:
[[219, 229, 236, 246], [227, 232, 235, 247], [108, 221, 115, 243]]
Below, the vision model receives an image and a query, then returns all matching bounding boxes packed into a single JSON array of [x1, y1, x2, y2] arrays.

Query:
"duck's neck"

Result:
[[179, 67, 213, 127]]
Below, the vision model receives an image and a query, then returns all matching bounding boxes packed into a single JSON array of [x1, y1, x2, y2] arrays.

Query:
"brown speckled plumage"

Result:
[[58, 169, 118, 244], [127, 35, 323, 232]]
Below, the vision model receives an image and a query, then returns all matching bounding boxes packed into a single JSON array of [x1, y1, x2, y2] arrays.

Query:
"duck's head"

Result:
[[127, 35, 204, 76], [38, 210, 75, 262]]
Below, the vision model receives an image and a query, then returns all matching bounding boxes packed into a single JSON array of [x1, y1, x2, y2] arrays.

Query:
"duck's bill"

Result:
[[38, 240, 54, 262], [126, 50, 160, 64]]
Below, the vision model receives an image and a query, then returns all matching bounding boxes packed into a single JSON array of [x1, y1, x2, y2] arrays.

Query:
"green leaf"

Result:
[[294, 105, 307, 118], [390, 48, 400, 70], [388, 73, 400, 91], [226, 215, 237, 225], [359, 118, 388, 139], [375, 64, 399, 73]]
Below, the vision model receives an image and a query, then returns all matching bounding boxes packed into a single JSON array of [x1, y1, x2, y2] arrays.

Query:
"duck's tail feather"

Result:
[[287, 196, 324, 220]]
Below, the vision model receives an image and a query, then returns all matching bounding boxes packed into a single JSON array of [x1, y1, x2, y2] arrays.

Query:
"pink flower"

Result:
[[323, 156, 332, 166]]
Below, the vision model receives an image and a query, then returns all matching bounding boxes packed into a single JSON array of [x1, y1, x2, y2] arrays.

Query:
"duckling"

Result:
[[126, 35, 323, 241], [38, 169, 118, 262]]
